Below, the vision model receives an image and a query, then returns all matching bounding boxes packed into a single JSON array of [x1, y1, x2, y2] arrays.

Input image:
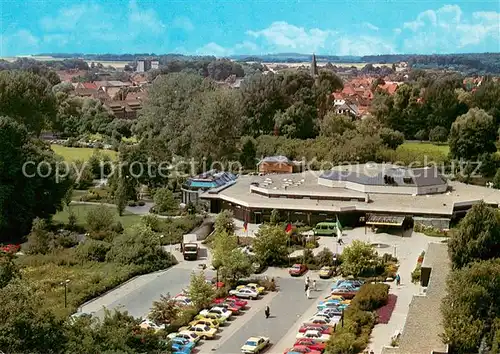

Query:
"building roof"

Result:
[[258, 155, 293, 165], [82, 82, 98, 89], [185, 170, 237, 189], [385, 242, 450, 354], [319, 164, 446, 188]]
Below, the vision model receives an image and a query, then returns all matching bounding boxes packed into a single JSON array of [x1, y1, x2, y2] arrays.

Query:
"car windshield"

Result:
[[292, 265, 301, 269], [245, 340, 257, 346]]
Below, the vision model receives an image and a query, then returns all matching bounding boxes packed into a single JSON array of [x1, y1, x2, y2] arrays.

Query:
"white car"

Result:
[[241, 336, 270, 353], [139, 319, 166, 331], [173, 296, 192, 307], [167, 331, 200, 343], [200, 306, 232, 319], [229, 287, 259, 300], [296, 330, 331, 342], [304, 316, 338, 327]]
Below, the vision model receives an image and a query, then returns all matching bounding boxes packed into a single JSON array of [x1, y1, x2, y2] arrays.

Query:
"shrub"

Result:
[[50, 231, 78, 249], [411, 263, 422, 283], [316, 247, 335, 266], [128, 201, 137, 207], [327, 333, 359, 354], [138, 201, 146, 206], [76, 239, 111, 262], [86, 205, 115, 233], [110, 221, 124, 233], [351, 283, 389, 311]]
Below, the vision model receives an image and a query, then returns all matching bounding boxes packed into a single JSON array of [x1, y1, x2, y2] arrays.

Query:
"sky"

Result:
[[0, 0, 499, 57]]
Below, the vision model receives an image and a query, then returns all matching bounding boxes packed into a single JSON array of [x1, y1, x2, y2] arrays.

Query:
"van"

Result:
[[313, 222, 337, 236]]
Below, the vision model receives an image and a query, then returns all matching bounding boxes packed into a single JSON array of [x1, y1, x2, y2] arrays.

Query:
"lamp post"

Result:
[[61, 279, 70, 308]]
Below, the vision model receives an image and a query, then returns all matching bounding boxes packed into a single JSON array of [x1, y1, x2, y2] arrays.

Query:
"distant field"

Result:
[[395, 142, 449, 165], [1, 55, 128, 69], [53, 204, 142, 229], [266, 62, 383, 69], [51, 145, 117, 161]]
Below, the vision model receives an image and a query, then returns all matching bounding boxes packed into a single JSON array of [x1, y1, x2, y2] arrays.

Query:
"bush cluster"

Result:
[[351, 283, 389, 311]]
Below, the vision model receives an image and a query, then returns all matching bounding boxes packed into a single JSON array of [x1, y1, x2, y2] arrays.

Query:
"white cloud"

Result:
[[128, 0, 166, 35], [0, 30, 39, 56], [335, 36, 395, 56], [172, 16, 194, 31], [401, 5, 500, 52], [362, 22, 379, 31], [247, 21, 335, 53], [196, 42, 233, 57]]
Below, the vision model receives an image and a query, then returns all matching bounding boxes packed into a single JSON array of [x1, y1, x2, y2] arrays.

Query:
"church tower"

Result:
[[310, 53, 318, 77]]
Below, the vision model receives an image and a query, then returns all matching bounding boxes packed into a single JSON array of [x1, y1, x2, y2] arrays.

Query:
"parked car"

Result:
[[168, 331, 200, 344], [293, 338, 327, 352], [189, 318, 220, 329], [194, 312, 227, 324], [296, 330, 331, 342], [316, 309, 343, 318], [298, 324, 333, 335], [318, 266, 334, 279], [330, 288, 357, 299], [229, 287, 259, 300], [317, 300, 349, 311], [304, 316, 339, 327], [241, 336, 270, 353], [173, 296, 193, 307], [332, 279, 364, 290], [214, 297, 248, 308], [200, 306, 232, 319], [237, 283, 265, 294], [139, 319, 166, 332], [284, 345, 321, 354], [171, 337, 195, 354], [289, 263, 308, 276], [182, 324, 217, 339], [0, 244, 20, 254], [324, 295, 350, 304]]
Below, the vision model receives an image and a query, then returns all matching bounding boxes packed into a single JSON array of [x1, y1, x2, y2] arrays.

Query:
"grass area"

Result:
[[394, 142, 449, 165], [18, 250, 144, 318], [51, 145, 117, 161], [71, 190, 88, 201], [53, 204, 142, 229]]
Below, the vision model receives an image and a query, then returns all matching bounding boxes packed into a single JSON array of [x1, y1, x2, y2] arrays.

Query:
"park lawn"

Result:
[[51, 145, 117, 161], [18, 250, 145, 318], [53, 204, 142, 229], [395, 142, 449, 165]]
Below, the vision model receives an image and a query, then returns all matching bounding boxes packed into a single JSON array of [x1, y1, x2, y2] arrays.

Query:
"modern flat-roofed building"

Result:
[[182, 170, 238, 205], [201, 163, 500, 227]]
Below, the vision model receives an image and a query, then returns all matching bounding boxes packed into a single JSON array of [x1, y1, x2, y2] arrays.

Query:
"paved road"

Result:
[[213, 277, 332, 354]]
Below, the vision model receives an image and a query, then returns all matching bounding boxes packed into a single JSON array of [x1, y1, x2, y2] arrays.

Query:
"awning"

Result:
[[366, 214, 405, 227]]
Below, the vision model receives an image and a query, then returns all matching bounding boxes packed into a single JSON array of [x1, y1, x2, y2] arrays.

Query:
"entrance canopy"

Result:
[[366, 214, 405, 227]]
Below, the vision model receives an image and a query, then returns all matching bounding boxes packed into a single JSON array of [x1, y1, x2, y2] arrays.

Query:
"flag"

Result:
[[335, 216, 343, 237], [243, 222, 248, 232], [285, 223, 292, 233]]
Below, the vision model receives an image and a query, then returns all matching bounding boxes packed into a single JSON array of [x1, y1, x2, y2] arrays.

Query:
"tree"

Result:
[[0, 71, 57, 135], [441, 259, 500, 353], [188, 271, 215, 311], [414, 129, 428, 141], [270, 209, 281, 225], [0, 252, 19, 288], [153, 188, 178, 214], [25, 218, 52, 254], [106, 224, 175, 272], [319, 112, 355, 137], [149, 293, 179, 325], [449, 108, 497, 161], [212, 230, 251, 282], [493, 169, 500, 189], [0, 117, 72, 240], [115, 178, 128, 216], [378, 127, 405, 149], [429, 125, 448, 143], [448, 201, 500, 269], [340, 240, 380, 277], [214, 210, 235, 234], [86, 205, 115, 233], [239, 137, 257, 170], [253, 225, 289, 266], [316, 247, 335, 266]]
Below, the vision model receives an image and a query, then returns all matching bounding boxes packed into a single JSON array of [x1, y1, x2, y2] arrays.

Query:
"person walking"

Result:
[[312, 279, 317, 291], [264, 305, 270, 319], [304, 282, 309, 292], [396, 273, 401, 286], [338, 237, 345, 245], [306, 287, 311, 299]]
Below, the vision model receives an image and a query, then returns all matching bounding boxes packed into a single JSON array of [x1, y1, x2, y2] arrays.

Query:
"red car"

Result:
[[0, 244, 20, 254], [284, 345, 321, 354], [217, 301, 242, 314], [289, 263, 308, 276], [293, 339, 326, 352], [298, 324, 333, 335], [214, 297, 248, 308]]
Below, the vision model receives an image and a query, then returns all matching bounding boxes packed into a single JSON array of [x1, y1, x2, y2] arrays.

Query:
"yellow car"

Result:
[[319, 266, 334, 279], [189, 318, 220, 329], [183, 324, 217, 339], [195, 312, 227, 324], [236, 283, 265, 294], [324, 294, 351, 305]]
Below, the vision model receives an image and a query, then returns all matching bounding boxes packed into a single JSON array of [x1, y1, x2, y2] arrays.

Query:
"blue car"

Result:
[[171, 338, 195, 354], [317, 300, 349, 312]]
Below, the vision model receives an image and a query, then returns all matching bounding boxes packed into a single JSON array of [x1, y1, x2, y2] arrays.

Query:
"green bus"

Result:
[[313, 222, 337, 236]]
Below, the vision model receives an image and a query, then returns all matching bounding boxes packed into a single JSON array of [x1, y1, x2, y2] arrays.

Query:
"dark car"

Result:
[[289, 263, 308, 276], [293, 339, 326, 352]]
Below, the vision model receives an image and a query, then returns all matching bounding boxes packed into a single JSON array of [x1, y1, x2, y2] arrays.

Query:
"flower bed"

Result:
[[376, 294, 397, 324]]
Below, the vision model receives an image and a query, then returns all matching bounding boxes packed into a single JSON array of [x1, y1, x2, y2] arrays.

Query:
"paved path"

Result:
[[212, 277, 331, 354]]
